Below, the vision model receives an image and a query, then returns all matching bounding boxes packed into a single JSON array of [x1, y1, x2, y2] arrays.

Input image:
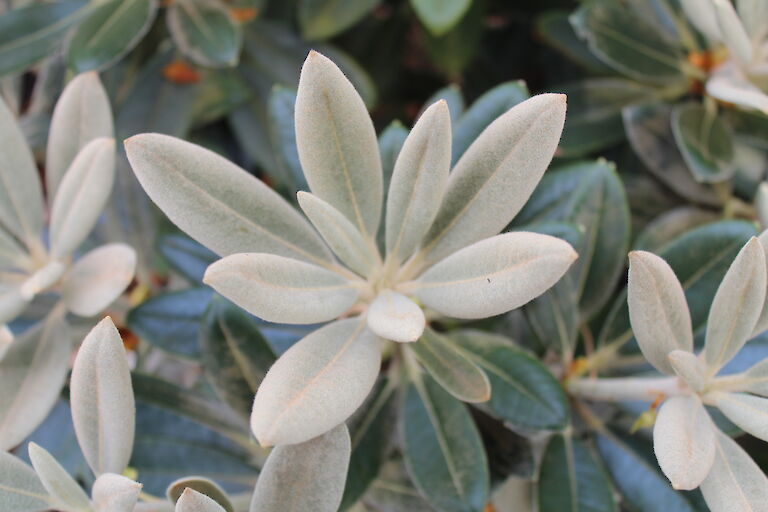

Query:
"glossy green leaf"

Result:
[[267, 86, 308, 195], [168, 478, 232, 512], [0, 451, 52, 512], [298, 0, 380, 40], [633, 207, 718, 253], [671, 103, 735, 183], [451, 330, 570, 430], [200, 296, 276, 418], [422, 0, 483, 77], [410, 327, 490, 403], [536, 10, 614, 72], [167, 0, 242, 67], [0, 1, 87, 77], [570, 1, 686, 84], [67, 0, 159, 72], [411, 0, 471, 36], [157, 234, 217, 283], [401, 373, 489, 512], [537, 433, 616, 512]]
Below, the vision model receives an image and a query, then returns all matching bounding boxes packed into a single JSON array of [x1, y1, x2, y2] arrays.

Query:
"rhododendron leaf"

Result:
[[367, 290, 425, 343], [63, 244, 136, 317], [28, 443, 90, 511], [92, 473, 142, 512]]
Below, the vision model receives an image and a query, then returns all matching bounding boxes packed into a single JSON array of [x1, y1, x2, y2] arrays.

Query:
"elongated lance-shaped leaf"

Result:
[[713, 392, 768, 443], [406, 231, 577, 319], [0, 96, 44, 245], [28, 442, 90, 511], [401, 372, 489, 512], [176, 488, 226, 512], [367, 290, 425, 343], [92, 473, 142, 512], [0, 311, 71, 451], [49, 137, 116, 258], [250, 424, 350, 512], [125, 133, 333, 264], [0, 226, 27, 268], [653, 395, 716, 490], [713, 0, 753, 63], [700, 430, 768, 512], [204, 253, 361, 324], [385, 100, 451, 263], [737, 0, 768, 39], [167, 477, 232, 512], [295, 51, 383, 239], [667, 350, 706, 392], [704, 237, 767, 373], [627, 251, 693, 375], [71, 317, 135, 475], [0, 451, 52, 511], [46, 72, 114, 200], [0, 286, 30, 325], [62, 243, 136, 317], [20, 260, 65, 301], [166, 0, 242, 68], [251, 317, 381, 446], [416, 93, 566, 266], [297, 191, 377, 277], [409, 327, 490, 403], [751, 229, 768, 336], [680, 0, 722, 41]]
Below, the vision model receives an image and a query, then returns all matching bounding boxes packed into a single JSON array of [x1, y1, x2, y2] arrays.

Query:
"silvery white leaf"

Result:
[[125, 133, 333, 264], [667, 350, 706, 392], [0, 286, 29, 325], [714, 392, 768, 442], [707, 61, 768, 114], [249, 423, 350, 512], [0, 451, 52, 511], [0, 96, 44, 245], [742, 359, 768, 396], [0, 312, 71, 451], [46, 72, 114, 202], [700, 430, 768, 511], [175, 488, 225, 512], [758, 184, 768, 231], [92, 473, 142, 512], [297, 191, 376, 277], [713, 0, 753, 63], [0, 227, 27, 268], [251, 317, 381, 446], [406, 232, 577, 319], [737, 0, 768, 39], [62, 243, 136, 317], [19, 261, 66, 301], [135, 503, 174, 512], [627, 251, 694, 375], [704, 237, 767, 373], [71, 317, 135, 475], [653, 395, 715, 490], [28, 442, 90, 511], [385, 100, 451, 263], [680, 0, 722, 41], [0, 325, 12, 358], [367, 289, 425, 342], [295, 51, 382, 239], [49, 137, 116, 259], [751, 229, 768, 337], [417, 94, 566, 266], [204, 253, 361, 324]]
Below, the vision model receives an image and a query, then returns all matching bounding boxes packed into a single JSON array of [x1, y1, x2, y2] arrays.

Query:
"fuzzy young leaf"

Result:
[[386, 100, 451, 263], [680, 0, 721, 41], [49, 137, 116, 258], [653, 395, 715, 490], [91, 473, 142, 512], [713, 0, 752, 63], [71, 317, 135, 475], [28, 443, 90, 511], [0, 287, 28, 326], [251, 318, 381, 446], [62, 244, 136, 317], [250, 424, 350, 512], [46, 72, 113, 199], [751, 228, 768, 335], [125, 134, 332, 264], [175, 488, 226, 512], [295, 51, 383, 239], [297, 191, 376, 277], [704, 237, 767, 373], [167, 477, 232, 512], [667, 350, 706, 392], [19, 261, 65, 301], [0, 451, 51, 512], [367, 290, 425, 343], [408, 232, 577, 319], [713, 392, 768, 443], [409, 327, 490, 403], [166, 0, 242, 67], [700, 430, 768, 512], [418, 94, 566, 265], [627, 251, 693, 375], [203, 253, 360, 324]]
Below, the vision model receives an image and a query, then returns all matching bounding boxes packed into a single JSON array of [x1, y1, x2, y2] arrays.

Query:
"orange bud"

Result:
[[163, 60, 201, 84]]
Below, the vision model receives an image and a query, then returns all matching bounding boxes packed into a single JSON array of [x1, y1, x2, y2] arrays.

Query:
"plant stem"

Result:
[[567, 375, 686, 402]]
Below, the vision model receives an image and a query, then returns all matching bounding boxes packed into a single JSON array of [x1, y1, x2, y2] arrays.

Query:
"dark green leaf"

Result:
[[671, 103, 735, 183], [514, 160, 631, 320], [402, 374, 489, 512], [200, 296, 276, 418], [127, 287, 213, 357], [167, 0, 242, 68], [298, 0, 380, 40], [570, 1, 686, 84], [632, 207, 718, 253], [452, 81, 529, 164], [451, 330, 570, 430], [166, 476, 234, 511], [66, 0, 158, 72], [411, 0, 471, 36], [538, 433, 617, 512], [340, 378, 398, 510], [192, 69, 251, 125], [267, 85, 309, 195], [0, 1, 87, 77], [423, 0, 483, 78], [158, 233, 217, 283], [536, 10, 614, 73]]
